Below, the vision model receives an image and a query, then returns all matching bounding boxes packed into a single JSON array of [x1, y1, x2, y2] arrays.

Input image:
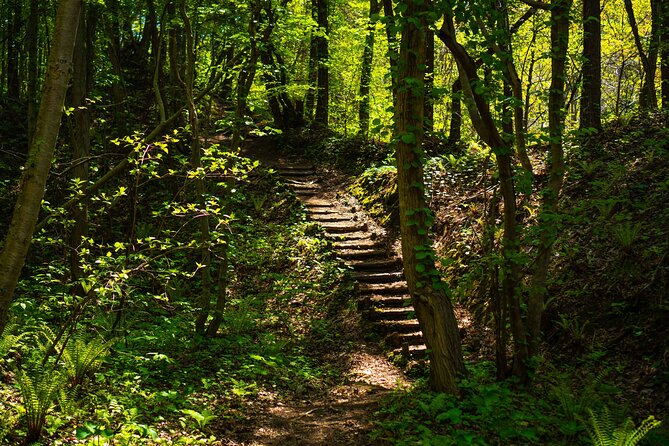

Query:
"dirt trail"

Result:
[[231, 155, 421, 445]]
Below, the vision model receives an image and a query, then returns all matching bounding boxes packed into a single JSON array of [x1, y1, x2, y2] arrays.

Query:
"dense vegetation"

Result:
[[0, 0, 668, 444]]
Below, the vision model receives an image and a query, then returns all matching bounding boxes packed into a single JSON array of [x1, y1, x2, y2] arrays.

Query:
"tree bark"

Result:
[[624, 0, 659, 110], [314, 0, 329, 126], [305, 0, 318, 121], [0, 0, 83, 336], [438, 16, 527, 382], [67, 4, 97, 281], [579, 0, 601, 131], [358, 0, 379, 136], [396, 0, 465, 394], [658, 0, 669, 109], [447, 79, 462, 147], [527, 0, 572, 358], [26, 0, 39, 141]]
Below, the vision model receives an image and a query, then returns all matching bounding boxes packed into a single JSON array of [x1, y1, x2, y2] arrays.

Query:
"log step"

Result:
[[370, 307, 416, 321], [349, 258, 401, 272], [311, 214, 357, 222], [334, 239, 382, 249], [386, 331, 424, 347], [393, 344, 428, 359], [375, 319, 421, 333], [337, 249, 387, 260], [318, 221, 368, 233], [359, 282, 409, 295], [367, 294, 412, 308], [327, 231, 375, 241], [303, 198, 335, 207], [352, 271, 405, 283], [278, 169, 316, 177]]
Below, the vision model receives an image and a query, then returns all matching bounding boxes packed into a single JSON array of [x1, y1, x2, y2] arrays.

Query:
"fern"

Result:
[[60, 333, 109, 386], [16, 366, 65, 443], [587, 407, 662, 446], [42, 327, 109, 386], [0, 323, 26, 360]]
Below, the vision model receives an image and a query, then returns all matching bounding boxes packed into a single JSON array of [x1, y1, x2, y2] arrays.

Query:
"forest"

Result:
[[0, 0, 668, 444]]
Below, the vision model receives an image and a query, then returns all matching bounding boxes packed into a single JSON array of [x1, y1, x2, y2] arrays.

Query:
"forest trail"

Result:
[[233, 149, 423, 445]]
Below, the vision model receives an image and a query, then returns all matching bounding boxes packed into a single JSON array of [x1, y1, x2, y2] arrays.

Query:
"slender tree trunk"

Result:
[[26, 0, 39, 141], [527, 0, 572, 358], [424, 27, 435, 133], [447, 79, 462, 147], [396, 0, 465, 394], [624, 0, 659, 110], [358, 0, 379, 136], [383, 0, 399, 107], [67, 5, 96, 281], [580, 0, 601, 131], [314, 0, 329, 126], [438, 16, 526, 382], [6, 0, 21, 101], [305, 0, 318, 121], [0, 0, 82, 336], [658, 0, 669, 109]]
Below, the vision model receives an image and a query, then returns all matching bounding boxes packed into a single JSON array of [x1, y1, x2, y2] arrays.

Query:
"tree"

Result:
[[0, 0, 83, 336], [314, 0, 329, 126], [358, 0, 380, 136], [580, 0, 602, 131], [395, 0, 465, 394], [624, 0, 660, 110]]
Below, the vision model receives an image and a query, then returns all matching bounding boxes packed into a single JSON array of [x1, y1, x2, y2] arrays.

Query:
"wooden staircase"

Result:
[[277, 163, 427, 360]]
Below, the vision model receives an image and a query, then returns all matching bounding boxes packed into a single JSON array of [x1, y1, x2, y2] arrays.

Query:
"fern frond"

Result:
[[587, 407, 662, 446], [17, 366, 65, 442]]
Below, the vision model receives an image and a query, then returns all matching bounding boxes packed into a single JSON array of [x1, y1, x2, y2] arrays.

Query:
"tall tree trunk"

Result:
[[67, 5, 97, 281], [658, 0, 669, 109], [6, 0, 21, 101], [527, 0, 572, 358], [314, 0, 329, 126], [579, 0, 601, 131], [358, 0, 379, 136], [0, 0, 82, 336], [305, 0, 318, 120], [396, 0, 465, 394], [26, 0, 39, 141], [447, 79, 462, 147], [438, 15, 526, 382], [383, 0, 399, 106], [624, 0, 659, 110], [424, 27, 435, 133]]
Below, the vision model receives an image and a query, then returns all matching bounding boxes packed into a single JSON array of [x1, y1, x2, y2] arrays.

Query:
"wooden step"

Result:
[[286, 178, 320, 185], [349, 258, 401, 272], [370, 306, 416, 321], [392, 344, 428, 359], [327, 231, 375, 241], [303, 198, 334, 207], [291, 183, 321, 191], [318, 221, 368, 233], [309, 207, 336, 215], [375, 319, 421, 333], [311, 214, 357, 222], [359, 282, 409, 295], [352, 271, 404, 283], [337, 249, 387, 260], [386, 331, 424, 347], [367, 294, 412, 308], [334, 239, 381, 249]]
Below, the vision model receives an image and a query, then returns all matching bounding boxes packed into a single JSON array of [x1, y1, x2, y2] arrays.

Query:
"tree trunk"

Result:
[[580, 0, 601, 131], [26, 0, 39, 141], [424, 27, 435, 133], [383, 0, 399, 106], [0, 0, 82, 336], [447, 79, 462, 147], [314, 0, 329, 126], [658, 0, 669, 109], [624, 0, 659, 110], [305, 0, 318, 120], [438, 15, 526, 382], [527, 0, 572, 358], [396, 0, 465, 394], [358, 0, 379, 136], [67, 4, 97, 281], [6, 0, 21, 101]]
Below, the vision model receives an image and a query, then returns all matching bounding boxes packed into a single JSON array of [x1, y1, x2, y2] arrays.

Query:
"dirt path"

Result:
[[227, 155, 420, 445]]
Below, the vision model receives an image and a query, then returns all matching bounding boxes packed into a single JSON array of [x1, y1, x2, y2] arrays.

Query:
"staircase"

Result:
[[277, 162, 427, 359]]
